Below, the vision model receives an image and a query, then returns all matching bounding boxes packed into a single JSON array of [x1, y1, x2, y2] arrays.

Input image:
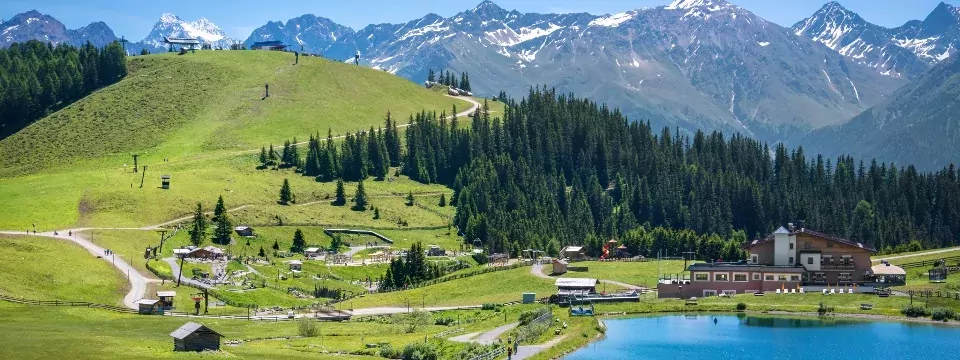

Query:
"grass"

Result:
[[0, 50, 469, 231], [0, 235, 126, 305], [545, 260, 690, 287], [878, 248, 960, 266], [356, 266, 555, 308]]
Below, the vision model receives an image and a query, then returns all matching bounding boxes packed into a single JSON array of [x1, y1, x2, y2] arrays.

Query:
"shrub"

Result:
[[901, 305, 930, 318], [434, 317, 454, 326], [736, 302, 747, 311], [481, 303, 502, 311], [931, 308, 955, 321], [379, 343, 400, 359], [518, 309, 545, 325], [298, 317, 319, 337], [401, 342, 438, 360]]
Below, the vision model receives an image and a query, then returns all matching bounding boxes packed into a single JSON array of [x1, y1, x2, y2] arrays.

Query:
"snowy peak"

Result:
[[665, 0, 732, 10], [140, 13, 235, 50]]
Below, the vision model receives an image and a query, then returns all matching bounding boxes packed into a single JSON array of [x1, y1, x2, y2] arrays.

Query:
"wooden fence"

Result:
[[0, 294, 135, 314], [899, 256, 960, 269]]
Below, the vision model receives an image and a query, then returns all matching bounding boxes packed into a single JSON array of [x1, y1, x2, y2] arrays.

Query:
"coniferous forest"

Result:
[[267, 87, 959, 261], [0, 40, 128, 139]]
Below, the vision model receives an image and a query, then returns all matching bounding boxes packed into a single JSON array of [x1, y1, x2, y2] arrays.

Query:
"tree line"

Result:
[[0, 40, 127, 139], [396, 88, 959, 258], [427, 69, 471, 92], [379, 242, 469, 291]]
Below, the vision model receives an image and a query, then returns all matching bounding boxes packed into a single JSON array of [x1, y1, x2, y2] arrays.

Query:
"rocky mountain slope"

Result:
[[803, 51, 960, 170], [1, 10, 117, 48], [129, 13, 236, 53]]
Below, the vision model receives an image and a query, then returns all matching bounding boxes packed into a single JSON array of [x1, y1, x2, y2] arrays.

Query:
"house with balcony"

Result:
[[657, 224, 877, 298]]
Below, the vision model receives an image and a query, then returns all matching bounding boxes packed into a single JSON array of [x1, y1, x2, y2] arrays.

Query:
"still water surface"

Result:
[[564, 315, 960, 360]]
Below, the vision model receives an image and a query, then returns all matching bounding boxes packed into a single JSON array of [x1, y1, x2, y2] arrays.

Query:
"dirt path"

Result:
[[514, 335, 567, 360], [0, 230, 152, 310], [531, 263, 645, 290], [450, 322, 519, 345], [349, 305, 481, 316], [873, 247, 960, 262]]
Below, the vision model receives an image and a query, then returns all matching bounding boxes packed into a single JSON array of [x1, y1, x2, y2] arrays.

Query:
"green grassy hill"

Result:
[[0, 51, 470, 230]]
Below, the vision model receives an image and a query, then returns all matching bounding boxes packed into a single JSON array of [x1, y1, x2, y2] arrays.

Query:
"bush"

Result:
[[379, 343, 400, 359], [401, 342, 438, 360], [736, 302, 747, 311], [481, 303, 502, 311], [901, 305, 930, 318], [931, 308, 955, 321], [298, 317, 319, 337], [434, 317, 454, 326]]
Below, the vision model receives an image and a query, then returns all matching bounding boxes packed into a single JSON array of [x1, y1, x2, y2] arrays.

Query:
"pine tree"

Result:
[[333, 179, 347, 206], [211, 196, 233, 245], [268, 144, 278, 165], [259, 146, 268, 166], [140, 48, 150, 55], [374, 207, 381, 219], [353, 180, 368, 211], [258, 246, 266, 257], [406, 191, 415, 206], [438, 194, 446, 207], [427, 69, 435, 83], [188, 202, 207, 246], [279, 179, 294, 205], [291, 229, 306, 253], [272, 240, 280, 250]]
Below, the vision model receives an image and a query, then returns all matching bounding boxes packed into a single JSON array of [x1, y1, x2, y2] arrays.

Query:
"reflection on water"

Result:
[[564, 314, 960, 360]]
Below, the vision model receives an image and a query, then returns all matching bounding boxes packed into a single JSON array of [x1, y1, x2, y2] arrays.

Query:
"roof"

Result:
[[160, 174, 171, 179], [553, 259, 568, 265], [746, 228, 877, 253], [562, 246, 583, 252], [164, 37, 200, 45], [304, 247, 321, 253], [234, 226, 252, 231], [173, 249, 191, 255], [688, 263, 806, 273], [252, 41, 284, 46], [137, 299, 159, 305], [157, 291, 177, 297], [202, 246, 224, 254], [871, 263, 906, 276], [773, 226, 790, 235], [289, 260, 302, 265], [169, 322, 223, 340], [555, 278, 599, 288]]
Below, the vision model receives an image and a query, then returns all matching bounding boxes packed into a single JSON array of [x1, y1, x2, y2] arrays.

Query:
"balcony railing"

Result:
[[820, 264, 856, 270]]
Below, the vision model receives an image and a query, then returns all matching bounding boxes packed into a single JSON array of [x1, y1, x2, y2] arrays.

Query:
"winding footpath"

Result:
[[0, 230, 152, 309], [530, 263, 646, 291], [0, 96, 483, 310]]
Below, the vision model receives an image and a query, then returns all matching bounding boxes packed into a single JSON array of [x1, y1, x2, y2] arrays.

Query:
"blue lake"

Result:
[[564, 315, 960, 360]]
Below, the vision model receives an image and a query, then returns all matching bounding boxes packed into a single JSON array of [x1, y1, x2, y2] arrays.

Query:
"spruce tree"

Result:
[[374, 208, 381, 219], [188, 202, 207, 246], [353, 180, 368, 211], [406, 191, 415, 206], [279, 178, 294, 205], [427, 69, 435, 83], [272, 240, 280, 250], [268, 144, 278, 165], [291, 229, 306, 253], [259, 146, 268, 167], [211, 196, 233, 245], [438, 194, 446, 207], [333, 179, 347, 206]]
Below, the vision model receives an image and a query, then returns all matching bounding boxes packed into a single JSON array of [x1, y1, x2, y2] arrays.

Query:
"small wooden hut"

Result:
[[169, 322, 222, 352]]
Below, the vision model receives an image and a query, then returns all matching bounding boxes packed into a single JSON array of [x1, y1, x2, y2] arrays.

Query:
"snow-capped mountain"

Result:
[[244, 14, 354, 59], [792, 2, 930, 78], [135, 13, 236, 52], [794, 1, 960, 79], [304, 0, 903, 143], [1, 10, 117, 48]]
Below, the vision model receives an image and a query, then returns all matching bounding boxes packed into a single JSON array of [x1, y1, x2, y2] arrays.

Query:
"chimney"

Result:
[[799, 220, 806, 231], [788, 223, 794, 231]]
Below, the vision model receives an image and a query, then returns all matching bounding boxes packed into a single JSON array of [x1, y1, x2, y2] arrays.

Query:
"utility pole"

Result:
[[132, 154, 139, 173], [176, 255, 185, 286], [139, 166, 148, 188], [156, 229, 168, 256]]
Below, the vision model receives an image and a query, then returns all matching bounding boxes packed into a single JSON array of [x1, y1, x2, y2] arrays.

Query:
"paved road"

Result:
[[531, 263, 647, 291], [514, 335, 567, 360], [872, 247, 960, 262], [0, 230, 151, 309], [163, 257, 214, 289], [449, 322, 519, 345], [344, 245, 390, 257], [350, 305, 482, 316]]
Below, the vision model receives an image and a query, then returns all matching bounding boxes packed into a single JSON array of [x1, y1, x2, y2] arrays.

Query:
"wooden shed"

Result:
[[289, 260, 302, 271], [233, 226, 255, 237], [170, 322, 223, 352], [561, 246, 585, 260], [137, 299, 163, 315], [552, 258, 569, 275], [157, 291, 176, 310]]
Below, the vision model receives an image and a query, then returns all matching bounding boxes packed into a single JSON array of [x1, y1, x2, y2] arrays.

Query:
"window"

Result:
[[703, 290, 718, 297], [777, 275, 788, 281], [789, 257, 794, 264], [694, 273, 709, 281], [722, 290, 737, 296], [839, 273, 852, 282], [813, 273, 826, 282], [750, 254, 758, 264], [765, 274, 774, 281], [807, 257, 814, 265], [790, 275, 800, 282], [753, 273, 761, 280], [789, 243, 794, 250], [714, 273, 729, 282], [734, 273, 748, 282]]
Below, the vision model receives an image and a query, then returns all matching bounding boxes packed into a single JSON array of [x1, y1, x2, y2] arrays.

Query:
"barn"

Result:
[[170, 322, 223, 352]]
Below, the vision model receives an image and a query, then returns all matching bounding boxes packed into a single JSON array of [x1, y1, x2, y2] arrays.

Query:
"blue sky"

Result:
[[1, 0, 956, 41]]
